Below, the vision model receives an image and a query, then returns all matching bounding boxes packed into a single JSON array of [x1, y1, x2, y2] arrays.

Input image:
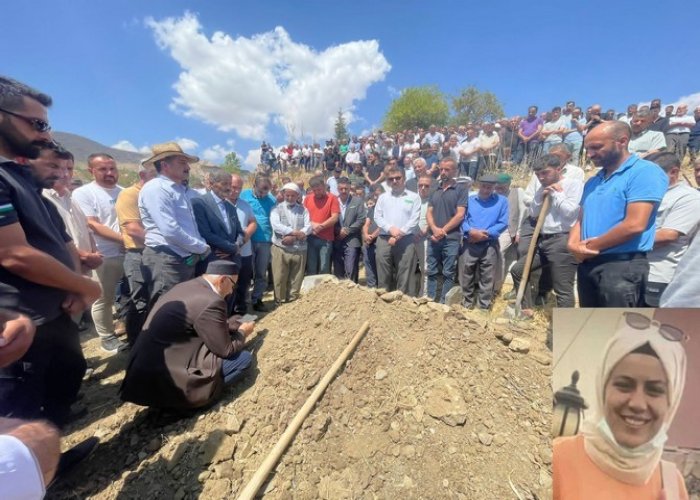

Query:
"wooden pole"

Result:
[[237, 320, 371, 500], [514, 195, 551, 317]]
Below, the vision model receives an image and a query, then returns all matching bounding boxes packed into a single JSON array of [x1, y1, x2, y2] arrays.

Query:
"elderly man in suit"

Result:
[[192, 170, 243, 273], [120, 260, 253, 412], [332, 177, 367, 282]]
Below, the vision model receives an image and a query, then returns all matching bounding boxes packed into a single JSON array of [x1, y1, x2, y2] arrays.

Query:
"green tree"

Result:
[[382, 86, 450, 133], [451, 86, 504, 125], [221, 152, 242, 174], [334, 109, 349, 143]]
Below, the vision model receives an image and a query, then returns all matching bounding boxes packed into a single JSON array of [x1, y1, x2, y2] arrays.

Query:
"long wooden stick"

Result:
[[237, 320, 371, 500], [514, 195, 551, 317]]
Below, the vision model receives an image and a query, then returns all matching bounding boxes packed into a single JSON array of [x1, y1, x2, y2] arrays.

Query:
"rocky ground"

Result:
[[48, 279, 553, 500]]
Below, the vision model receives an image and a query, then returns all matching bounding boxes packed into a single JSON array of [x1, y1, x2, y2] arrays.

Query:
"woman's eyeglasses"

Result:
[[0, 107, 51, 133], [623, 312, 688, 342]]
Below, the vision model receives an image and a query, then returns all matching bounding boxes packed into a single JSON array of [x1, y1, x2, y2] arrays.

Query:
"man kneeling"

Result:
[[120, 260, 253, 411]]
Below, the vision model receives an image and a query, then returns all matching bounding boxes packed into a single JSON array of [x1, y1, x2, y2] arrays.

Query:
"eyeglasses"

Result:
[[227, 276, 238, 286], [0, 107, 51, 133], [387, 176, 402, 182], [623, 312, 688, 342]]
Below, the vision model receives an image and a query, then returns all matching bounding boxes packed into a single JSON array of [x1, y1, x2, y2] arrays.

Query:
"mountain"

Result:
[[52, 131, 145, 165]]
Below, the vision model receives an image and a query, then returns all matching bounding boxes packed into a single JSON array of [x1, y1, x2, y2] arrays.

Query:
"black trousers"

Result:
[[577, 254, 648, 307], [233, 254, 254, 314], [511, 233, 577, 308], [0, 313, 86, 427]]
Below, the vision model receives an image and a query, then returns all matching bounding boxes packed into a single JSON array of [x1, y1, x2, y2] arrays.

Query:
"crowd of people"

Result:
[[1, 73, 700, 497]]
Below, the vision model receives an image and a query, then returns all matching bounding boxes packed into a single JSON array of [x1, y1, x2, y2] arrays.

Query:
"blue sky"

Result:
[[3, 0, 699, 167]]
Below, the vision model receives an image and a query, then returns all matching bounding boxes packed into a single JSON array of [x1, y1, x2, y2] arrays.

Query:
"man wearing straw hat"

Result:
[[139, 142, 210, 308]]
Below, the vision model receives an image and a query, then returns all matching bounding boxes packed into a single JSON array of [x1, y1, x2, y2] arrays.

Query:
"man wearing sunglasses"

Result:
[[373, 166, 421, 294], [121, 260, 253, 412], [0, 76, 101, 426]]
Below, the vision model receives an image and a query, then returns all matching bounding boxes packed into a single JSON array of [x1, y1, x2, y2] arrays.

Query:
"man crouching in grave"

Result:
[[120, 260, 254, 413]]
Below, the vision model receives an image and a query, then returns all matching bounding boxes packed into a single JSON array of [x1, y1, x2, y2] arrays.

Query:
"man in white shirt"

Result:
[[344, 145, 361, 170], [458, 127, 481, 179], [628, 109, 667, 158], [478, 123, 501, 170], [645, 152, 700, 306], [229, 174, 257, 314], [510, 154, 583, 316], [72, 153, 126, 353], [540, 106, 568, 154], [421, 125, 445, 146], [373, 166, 421, 294], [666, 104, 695, 160], [523, 143, 584, 206], [618, 103, 637, 125]]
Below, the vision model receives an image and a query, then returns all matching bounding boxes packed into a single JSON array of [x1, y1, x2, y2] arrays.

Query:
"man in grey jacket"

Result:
[[332, 177, 366, 282]]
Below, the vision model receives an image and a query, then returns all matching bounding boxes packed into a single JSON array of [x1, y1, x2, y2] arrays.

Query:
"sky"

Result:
[[3, 0, 699, 169]]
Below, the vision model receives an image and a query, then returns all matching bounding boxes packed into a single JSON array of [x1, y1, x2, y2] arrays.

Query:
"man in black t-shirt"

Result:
[[0, 76, 100, 427]]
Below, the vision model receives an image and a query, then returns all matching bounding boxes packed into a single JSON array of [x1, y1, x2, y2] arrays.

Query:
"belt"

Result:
[[540, 232, 568, 240], [125, 248, 143, 253], [586, 251, 647, 264], [151, 245, 190, 259]]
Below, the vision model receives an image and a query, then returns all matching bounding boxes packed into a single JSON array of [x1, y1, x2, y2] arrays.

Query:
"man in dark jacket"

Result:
[[121, 260, 253, 411], [332, 177, 366, 282]]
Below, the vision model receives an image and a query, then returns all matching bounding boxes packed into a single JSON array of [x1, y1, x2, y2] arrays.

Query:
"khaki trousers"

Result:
[[271, 244, 307, 303]]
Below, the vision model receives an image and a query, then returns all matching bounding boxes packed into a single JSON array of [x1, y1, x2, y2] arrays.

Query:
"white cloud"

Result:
[[175, 137, 199, 152], [244, 148, 262, 169], [201, 144, 230, 162], [111, 140, 151, 154], [387, 85, 401, 98], [638, 91, 700, 112], [146, 12, 391, 140]]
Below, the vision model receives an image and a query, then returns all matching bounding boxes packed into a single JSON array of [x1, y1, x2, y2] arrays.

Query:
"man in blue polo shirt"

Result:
[[240, 174, 277, 311], [568, 121, 668, 307]]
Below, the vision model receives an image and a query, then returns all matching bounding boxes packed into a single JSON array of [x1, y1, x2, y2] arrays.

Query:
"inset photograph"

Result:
[[552, 308, 698, 500]]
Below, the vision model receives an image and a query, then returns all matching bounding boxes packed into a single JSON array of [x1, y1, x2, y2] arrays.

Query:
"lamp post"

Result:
[[552, 370, 587, 438]]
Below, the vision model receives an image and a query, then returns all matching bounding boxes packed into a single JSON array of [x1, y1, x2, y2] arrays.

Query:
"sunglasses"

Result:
[[387, 176, 402, 182], [623, 312, 688, 342], [0, 107, 51, 133]]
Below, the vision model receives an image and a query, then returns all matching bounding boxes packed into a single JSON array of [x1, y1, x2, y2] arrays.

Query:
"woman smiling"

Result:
[[553, 312, 689, 500]]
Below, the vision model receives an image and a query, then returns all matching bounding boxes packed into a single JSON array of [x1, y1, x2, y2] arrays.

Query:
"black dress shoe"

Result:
[[48, 437, 99, 489], [252, 300, 267, 312]]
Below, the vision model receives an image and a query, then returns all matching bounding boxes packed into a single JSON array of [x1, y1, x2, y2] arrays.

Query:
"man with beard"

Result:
[[425, 158, 468, 303], [73, 154, 127, 353], [568, 121, 668, 307], [139, 143, 211, 309], [0, 76, 101, 427]]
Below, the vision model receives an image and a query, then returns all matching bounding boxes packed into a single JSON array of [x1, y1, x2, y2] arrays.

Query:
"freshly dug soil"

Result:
[[49, 280, 553, 499]]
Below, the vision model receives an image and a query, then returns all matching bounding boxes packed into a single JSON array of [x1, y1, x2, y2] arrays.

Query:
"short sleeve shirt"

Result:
[[428, 183, 469, 240], [581, 155, 668, 254], [648, 183, 700, 283], [0, 162, 75, 324], [233, 198, 255, 257], [115, 183, 143, 250], [304, 193, 340, 241], [72, 181, 123, 257]]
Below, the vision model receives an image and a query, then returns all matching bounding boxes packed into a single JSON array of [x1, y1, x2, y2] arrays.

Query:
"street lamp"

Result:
[[552, 370, 587, 438]]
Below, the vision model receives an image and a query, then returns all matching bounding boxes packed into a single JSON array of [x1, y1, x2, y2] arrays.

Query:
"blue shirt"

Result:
[[462, 193, 509, 242], [138, 175, 208, 257], [240, 188, 276, 242], [581, 155, 668, 254]]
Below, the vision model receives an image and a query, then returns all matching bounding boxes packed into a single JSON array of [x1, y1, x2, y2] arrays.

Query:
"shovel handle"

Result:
[[514, 195, 552, 315]]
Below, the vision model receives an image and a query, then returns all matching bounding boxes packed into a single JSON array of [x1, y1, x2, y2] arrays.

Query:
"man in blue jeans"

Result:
[[426, 158, 468, 303], [240, 175, 276, 312]]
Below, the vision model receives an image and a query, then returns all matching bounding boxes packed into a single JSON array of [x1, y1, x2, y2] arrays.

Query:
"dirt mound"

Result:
[[49, 281, 553, 500]]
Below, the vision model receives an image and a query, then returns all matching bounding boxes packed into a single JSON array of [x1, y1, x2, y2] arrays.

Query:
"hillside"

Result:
[[52, 131, 145, 165]]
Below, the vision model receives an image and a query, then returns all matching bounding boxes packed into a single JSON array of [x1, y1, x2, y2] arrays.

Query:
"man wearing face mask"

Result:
[[121, 260, 253, 411]]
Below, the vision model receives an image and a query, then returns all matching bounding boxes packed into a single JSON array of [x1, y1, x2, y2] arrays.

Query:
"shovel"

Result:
[[510, 194, 552, 319]]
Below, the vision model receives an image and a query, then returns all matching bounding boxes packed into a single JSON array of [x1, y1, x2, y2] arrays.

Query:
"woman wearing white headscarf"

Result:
[[553, 312, 689, 500]]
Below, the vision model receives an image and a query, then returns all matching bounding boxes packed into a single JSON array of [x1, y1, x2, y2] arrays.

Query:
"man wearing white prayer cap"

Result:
[[269, 182, 312, 305]]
